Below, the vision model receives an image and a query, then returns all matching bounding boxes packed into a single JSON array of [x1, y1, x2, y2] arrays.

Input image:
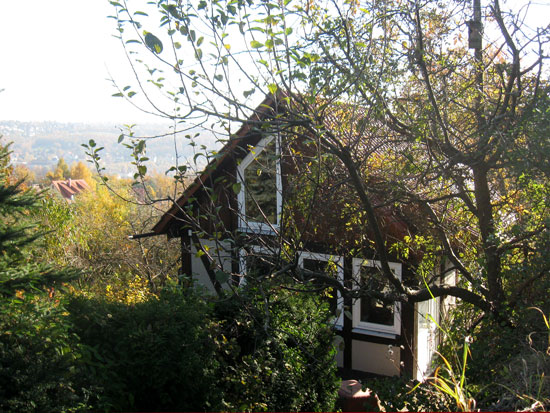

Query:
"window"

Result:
[[237, 135, 282, 233], [238, 245, 277, 286], [298, 252, 344, 327], [352, 259, 402, 336], [416, 297, 439, 379]]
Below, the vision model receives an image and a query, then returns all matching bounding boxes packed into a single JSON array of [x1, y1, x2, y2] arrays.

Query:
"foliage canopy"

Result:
[[105, 0, 550, 324]]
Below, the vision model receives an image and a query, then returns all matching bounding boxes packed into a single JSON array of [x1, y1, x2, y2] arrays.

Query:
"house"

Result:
[[51, 179, 90, 202], [149, 94, 445, 380]]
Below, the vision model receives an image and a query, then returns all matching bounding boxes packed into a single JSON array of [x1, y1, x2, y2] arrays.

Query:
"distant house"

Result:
[[51, 179, 90, 202]]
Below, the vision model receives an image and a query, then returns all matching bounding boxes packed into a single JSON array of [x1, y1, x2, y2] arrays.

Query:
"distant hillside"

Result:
[[0, 121, 218, 177]]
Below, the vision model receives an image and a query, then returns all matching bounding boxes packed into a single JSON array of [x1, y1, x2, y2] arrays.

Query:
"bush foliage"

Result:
[[214, 285, 340, 412], [68, 289, 222, 411], [67, 284, 339, 412], [0, 296, 89, 412]]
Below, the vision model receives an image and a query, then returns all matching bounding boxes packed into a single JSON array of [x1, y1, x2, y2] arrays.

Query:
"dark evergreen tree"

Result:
[[0, 143, 78, 295], [0, 141, 84, 411]]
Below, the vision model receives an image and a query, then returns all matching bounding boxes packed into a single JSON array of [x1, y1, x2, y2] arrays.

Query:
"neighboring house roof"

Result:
[[51, 179, 90, 202]]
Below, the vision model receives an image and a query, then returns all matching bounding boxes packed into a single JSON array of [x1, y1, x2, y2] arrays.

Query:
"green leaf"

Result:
[[144, 32, 163, 54], [243, 88, 255, 98], [128, 91, 137, 98], [138, 165, 147, 175], [250, 40, 263, 49], [232, 182, 241, 194], [135, 140, 146, 154], [219, 11, 228, 25], [118, 134, 124, 144], [112, 92, 124, 97], [267, 83, 278, 95], [215, 271, 229, 284]]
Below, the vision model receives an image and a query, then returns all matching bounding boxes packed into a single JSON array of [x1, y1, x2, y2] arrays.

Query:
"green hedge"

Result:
[[0, 297, 88, 412], [65, 285, 340, 412], [213, 286, 340, 411], [67, 289, 222, 411]]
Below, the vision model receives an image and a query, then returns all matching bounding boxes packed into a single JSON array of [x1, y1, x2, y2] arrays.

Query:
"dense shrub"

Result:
[[67, 289, 223, 411], [214, 285, 341, 412], [366, 375, 451, 412], [463, 311, 550, 411], [0, 296, 90, 412], [66, 283, 340, 412], [65, 284, 338, 411]]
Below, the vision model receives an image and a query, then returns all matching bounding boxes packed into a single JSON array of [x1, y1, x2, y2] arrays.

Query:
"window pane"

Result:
[[244, 139, 277, 224], [359, 265, 394, 326], [245, 253, 275, 279], [303, 258, 338, 317]]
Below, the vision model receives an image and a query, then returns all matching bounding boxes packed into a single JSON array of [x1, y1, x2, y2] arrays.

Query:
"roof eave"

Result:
[[152, 93, 280, 235]]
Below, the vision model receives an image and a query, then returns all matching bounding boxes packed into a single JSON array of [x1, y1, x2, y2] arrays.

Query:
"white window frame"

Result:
[[298, 252, 344, 328], [352, 259, 402, 336], [415, 296, 440, 380], [236, 135, 282, 234]]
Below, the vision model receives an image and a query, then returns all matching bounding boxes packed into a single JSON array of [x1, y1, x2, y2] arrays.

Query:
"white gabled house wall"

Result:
[[187, 240, 409, 377], [415, 296, 439, 380], [189, 239, 234, 294]]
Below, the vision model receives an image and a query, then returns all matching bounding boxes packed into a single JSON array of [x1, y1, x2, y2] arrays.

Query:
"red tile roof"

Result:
[[51, 179, 90, 202]]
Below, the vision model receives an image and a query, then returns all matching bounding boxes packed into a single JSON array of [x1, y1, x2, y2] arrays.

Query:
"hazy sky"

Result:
[[0, 0, 160, 123], [1, 1, 548, 124]]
